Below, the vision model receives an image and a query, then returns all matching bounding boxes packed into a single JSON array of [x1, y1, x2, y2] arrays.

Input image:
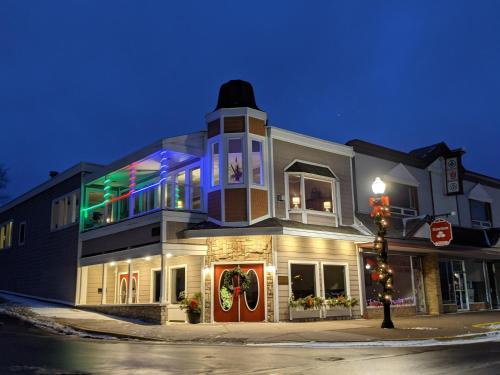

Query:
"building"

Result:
[[1, 80, 499, 324], [0, 163, 101, 304], [348, 140, 500, 318]]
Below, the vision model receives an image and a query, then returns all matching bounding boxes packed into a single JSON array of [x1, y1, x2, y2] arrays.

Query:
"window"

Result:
[[439, 261, 455, 304], [304, 177, 333, 212], [175, 172, 186, 209], [170, 266, 186, 303], [18, 222, 26, 246], [152, 270, 161, 303], [288, 175, 302, 209], [190, 168, 201, 210], [290, 263, 317, 299], [51, 191, 79, 231], [251, 140, 263, 185], [465, 260, 487, 303], [364, 254, 415, 306], [387, 182, 418, 216], [287, 173, 334, 213], [227, 138, 243, 184], [323, 264, 347, 298], [0, 221, 13, 250], [470, 199, 492, 228], [211, 143, 220, 186]]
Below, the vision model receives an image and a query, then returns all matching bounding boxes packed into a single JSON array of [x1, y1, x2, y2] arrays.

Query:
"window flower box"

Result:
[[289, 295, 323, 321], [323, 305, 352, 318]]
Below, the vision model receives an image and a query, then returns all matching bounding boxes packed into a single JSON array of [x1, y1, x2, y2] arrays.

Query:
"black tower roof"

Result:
[[215, 80, 260, 110]]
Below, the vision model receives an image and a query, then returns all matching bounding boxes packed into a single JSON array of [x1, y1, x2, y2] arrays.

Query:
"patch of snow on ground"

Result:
[[403, 327, 438, 330]]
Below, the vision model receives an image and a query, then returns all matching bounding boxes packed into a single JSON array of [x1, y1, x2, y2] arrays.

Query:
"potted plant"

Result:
[[179, 292, 202, 324], [289, 295, 324, 320], [324, 295, 357, 318]]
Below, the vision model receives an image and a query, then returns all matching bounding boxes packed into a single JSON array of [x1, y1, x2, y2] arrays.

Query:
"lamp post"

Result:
[[370, 177, 395, 329]]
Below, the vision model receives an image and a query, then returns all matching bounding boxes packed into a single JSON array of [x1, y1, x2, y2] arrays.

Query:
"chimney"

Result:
[[49, 171, 59, 178]]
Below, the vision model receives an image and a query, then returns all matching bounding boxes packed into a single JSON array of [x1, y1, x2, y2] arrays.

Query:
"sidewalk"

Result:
[[1, 292, 500, 344]]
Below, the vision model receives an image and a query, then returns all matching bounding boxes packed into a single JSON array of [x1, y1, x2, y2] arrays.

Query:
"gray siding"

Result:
[[272, 139, 355, 225], [0, 173, 82, 304]]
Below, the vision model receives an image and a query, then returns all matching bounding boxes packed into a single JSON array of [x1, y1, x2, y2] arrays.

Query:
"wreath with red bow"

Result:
[[222, 267, 251, 297]]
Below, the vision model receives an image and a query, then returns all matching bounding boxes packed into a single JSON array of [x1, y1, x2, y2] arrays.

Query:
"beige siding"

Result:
[[167, 255, 203, 300], [272, 139, 354, 225], [276, 235, 361, 320], [86, 264, 103, 305]]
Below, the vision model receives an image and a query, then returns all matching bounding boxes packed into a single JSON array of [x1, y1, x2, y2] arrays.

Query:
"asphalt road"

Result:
[[1, 314, 500, 375]]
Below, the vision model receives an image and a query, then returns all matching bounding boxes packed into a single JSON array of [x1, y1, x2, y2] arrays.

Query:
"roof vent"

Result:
[[215, 80, 260, 110], [49, 171, 59, 178]]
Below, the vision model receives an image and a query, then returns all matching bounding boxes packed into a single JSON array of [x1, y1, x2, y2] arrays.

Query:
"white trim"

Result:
[[243, 268, 260, 311], [320, 261, 351, 299], [356, 246, 367, 317], [267, 128, 276, 218], [269, 127, 354, 158], [167, 264, 187, 305]]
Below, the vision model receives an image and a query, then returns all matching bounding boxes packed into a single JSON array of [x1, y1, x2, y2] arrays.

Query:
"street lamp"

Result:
[[369, 177, 394, 329]]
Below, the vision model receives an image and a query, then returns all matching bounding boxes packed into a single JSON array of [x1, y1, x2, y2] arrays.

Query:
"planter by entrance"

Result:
[[187, 312, 201, 324], [213, 263, 265, 322], [324, 306, 352, 319], [289, 307, 321, 320]]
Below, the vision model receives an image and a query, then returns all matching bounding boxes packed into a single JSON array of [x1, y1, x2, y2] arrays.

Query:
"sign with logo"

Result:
[[430, 219, 453, 247], [445, 155, 463, 195]]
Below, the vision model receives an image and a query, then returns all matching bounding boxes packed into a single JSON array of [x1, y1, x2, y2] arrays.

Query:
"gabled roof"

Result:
[[384, 163, 420, 187], [468, 183, 493, 203]]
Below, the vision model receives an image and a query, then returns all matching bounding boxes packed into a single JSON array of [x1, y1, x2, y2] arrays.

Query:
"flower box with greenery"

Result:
[[288, 295, 324, 320], [179, 291, 202, 324], [324, 295, 357, 318]]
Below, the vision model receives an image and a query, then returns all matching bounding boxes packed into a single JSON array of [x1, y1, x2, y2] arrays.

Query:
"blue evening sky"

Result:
[[1, 1, 499, 200]]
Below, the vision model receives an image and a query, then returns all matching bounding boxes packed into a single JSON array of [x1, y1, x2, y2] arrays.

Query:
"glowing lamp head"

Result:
[[292, 196, 300, 208], [266, 264, 276, 273], [371, 177, 386, 195], [323, 201, 332, 212]]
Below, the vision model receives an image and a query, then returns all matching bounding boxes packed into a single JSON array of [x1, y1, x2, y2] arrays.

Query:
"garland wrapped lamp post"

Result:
[[370, 177, 395, 329]]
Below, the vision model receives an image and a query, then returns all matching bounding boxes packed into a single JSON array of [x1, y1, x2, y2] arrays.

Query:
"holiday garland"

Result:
[[219, 267, 252, 309]]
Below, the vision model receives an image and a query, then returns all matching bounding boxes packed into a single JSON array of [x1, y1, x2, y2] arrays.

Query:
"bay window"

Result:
[[190, 167, 201, 210], [211, 142, 220, 186], [251, 140, 263, 185], [227, 138, 244, 184]]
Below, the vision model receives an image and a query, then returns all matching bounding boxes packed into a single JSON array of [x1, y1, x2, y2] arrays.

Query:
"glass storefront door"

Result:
[[452, 261, 469, 310], [411, 257, 426, 313]]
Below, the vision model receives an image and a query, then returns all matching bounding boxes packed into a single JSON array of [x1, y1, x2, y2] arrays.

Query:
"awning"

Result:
[[285, 162, 335, 178]]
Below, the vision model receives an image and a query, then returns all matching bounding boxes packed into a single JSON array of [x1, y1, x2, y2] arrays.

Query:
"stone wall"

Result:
[[82, 304, 167, 324], [204, 236, 273, 322], [422, 254, 443, 315]]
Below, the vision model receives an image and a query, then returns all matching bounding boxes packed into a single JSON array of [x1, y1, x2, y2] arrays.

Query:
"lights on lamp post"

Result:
[[369, 177, 395, 329]]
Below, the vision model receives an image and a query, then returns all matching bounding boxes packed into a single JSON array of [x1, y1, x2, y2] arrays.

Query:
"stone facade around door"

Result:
[[204, 236, 274, 323]]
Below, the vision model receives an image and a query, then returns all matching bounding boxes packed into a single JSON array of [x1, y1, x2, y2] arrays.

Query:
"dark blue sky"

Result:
[[1, 1, 500, 200]]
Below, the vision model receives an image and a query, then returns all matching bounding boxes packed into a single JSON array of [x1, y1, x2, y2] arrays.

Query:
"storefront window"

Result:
[[439, 261, 456, 304], [290, 263, 316, 299], [364, 254, 415, 306], [323, 265, 346, 298], [465, 260, 487, 303]]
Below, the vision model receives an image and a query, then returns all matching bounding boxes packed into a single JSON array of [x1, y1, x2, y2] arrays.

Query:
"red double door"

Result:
[[213, 264, 265, 322]]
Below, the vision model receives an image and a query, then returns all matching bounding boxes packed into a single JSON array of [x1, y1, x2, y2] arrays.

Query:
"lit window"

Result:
[[227, 138, 244, 184], [290, 263, 317, 300], [0, 221, 13, 250], [51, 191, 79, 231], [304, 177, 333, 212], [175, 172, 186, 209], [288, 175, 302, 209], [470, 199, 492, 228], [190, 168, 201, 210], [170, 266, 186, 303], [251, 140, 263, 185], [323, 265, 346, 298], [211, 143, 220, 186], [18, 222, 26, 246]]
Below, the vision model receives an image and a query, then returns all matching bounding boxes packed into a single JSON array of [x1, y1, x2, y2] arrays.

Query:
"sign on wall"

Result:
[[445, 154, 463, 195], [430, 219, 453, 247]]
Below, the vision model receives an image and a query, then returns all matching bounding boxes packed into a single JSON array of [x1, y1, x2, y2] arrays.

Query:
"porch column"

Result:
[[101, 263, 107, 305], [127, 260, 134, 304], [160, 254, 168, 304], [422, 254, 443, 315]]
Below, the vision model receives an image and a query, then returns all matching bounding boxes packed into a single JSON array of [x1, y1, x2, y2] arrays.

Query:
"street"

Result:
[[1, 314, 500, 374]]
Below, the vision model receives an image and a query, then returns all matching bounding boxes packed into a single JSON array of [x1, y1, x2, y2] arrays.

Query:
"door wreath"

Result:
[[220, 267, 251, 309]]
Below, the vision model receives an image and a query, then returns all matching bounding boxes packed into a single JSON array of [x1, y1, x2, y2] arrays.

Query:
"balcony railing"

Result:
[[82, 183, 203, 231]]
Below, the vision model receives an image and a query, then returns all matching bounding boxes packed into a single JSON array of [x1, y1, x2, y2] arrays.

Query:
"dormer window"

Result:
[[470, 199, 492, 228], [285, 161, 337, 225], [386, 182, 418, 216]]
